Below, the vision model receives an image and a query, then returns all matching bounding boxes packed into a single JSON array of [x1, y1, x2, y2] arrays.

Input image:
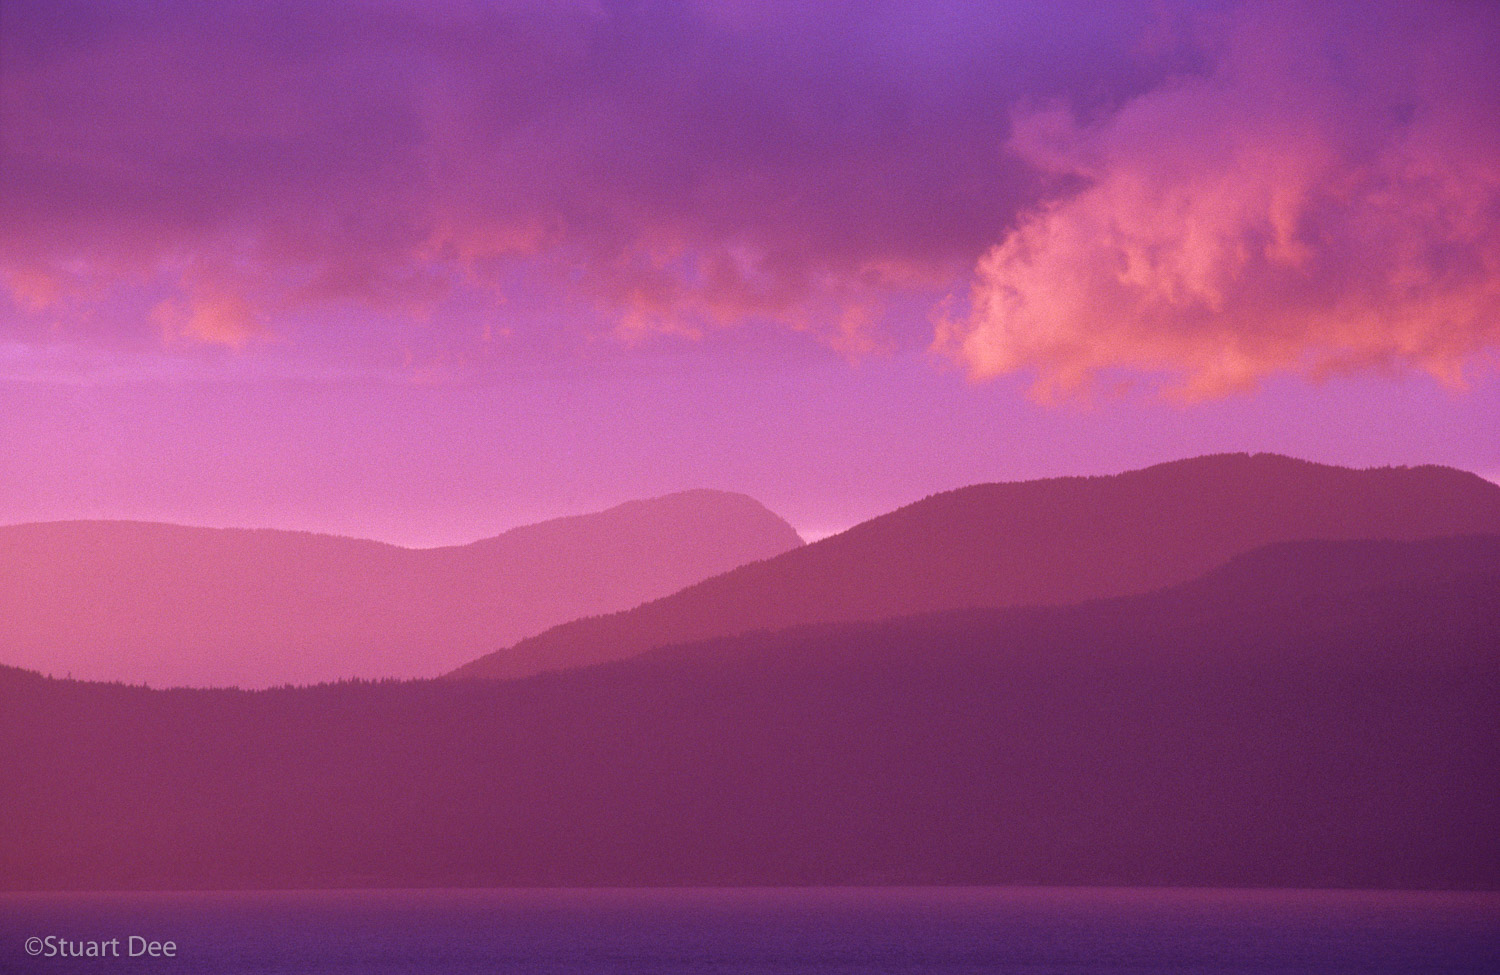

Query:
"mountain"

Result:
[[450, 453, 1500, 679], [2, 535, 1495, 890], [0, 490, 802, 688]]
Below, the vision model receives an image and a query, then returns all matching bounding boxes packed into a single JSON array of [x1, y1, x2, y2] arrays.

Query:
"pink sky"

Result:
[[2, 0, 1497, 544]]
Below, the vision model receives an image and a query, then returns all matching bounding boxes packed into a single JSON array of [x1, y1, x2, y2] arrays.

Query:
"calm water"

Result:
[[2, 888, 1497, 974]]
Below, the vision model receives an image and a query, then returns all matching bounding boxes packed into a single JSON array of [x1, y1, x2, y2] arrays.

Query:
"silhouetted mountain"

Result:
[[2, 535, 1496, 890], [451, 453, 1500, 679], [0, 491, 802, 688]]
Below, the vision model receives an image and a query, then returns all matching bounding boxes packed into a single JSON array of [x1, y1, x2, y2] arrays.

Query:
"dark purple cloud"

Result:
[[0, 0, 1206, 353]]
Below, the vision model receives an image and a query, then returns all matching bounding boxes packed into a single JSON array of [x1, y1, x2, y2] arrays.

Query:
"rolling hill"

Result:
[[0, 490, 802, 687]]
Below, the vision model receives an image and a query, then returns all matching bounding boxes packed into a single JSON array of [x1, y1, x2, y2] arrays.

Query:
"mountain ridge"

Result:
[[4, 534, 1495, 890], [451, 453, 1500, 679]]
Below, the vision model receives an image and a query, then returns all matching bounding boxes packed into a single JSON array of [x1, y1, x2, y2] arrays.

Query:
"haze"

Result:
[[3, 0, 1497, 543]]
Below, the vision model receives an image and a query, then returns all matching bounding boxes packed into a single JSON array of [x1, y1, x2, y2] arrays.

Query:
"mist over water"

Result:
[[3, 888, 1497, 974]]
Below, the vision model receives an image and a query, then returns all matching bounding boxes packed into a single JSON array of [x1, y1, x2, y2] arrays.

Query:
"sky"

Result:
[[2, 0, 1497, 544]]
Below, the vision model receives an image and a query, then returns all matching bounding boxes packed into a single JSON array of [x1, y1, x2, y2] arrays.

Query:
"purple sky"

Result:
[[3, 0, 1497, 543]]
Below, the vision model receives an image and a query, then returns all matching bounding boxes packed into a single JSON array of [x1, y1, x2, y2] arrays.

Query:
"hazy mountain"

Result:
[[451, 453, 1500, 679], [0, 490, 802, 688], [2, 535, 1495, 891]]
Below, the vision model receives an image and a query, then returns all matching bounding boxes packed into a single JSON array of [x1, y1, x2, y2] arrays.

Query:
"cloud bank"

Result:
[[3, 0, 1497, 394], [4, 1, 1176, 351]]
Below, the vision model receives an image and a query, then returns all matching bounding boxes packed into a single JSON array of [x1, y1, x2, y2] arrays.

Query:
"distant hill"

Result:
[[0, 491, 802, 688], [2, 535, 1495, 890], [451, 453, 1500, 679]]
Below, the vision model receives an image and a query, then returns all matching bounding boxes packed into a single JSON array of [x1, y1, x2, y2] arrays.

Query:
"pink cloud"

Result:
[[151, 291, 259, 349], [938, 2, 1500, 399]]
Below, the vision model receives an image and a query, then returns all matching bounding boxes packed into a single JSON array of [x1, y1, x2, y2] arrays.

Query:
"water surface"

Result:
[[2, 887, 1496, 974]]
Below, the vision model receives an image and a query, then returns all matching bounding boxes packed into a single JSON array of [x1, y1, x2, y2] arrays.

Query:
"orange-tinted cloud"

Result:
[[151, 292, 258, 349], [939, 3, 1500, 399]]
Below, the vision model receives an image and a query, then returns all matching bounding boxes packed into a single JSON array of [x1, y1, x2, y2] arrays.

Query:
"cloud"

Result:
[[5, 0, 1496, 394], [0, 0, 1190, 356], [151, 293, 258, 349], [938, 1, 1500, 399]]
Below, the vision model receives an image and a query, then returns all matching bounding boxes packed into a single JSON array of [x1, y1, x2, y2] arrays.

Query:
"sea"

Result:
[[1, 887, 1496, 974]]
